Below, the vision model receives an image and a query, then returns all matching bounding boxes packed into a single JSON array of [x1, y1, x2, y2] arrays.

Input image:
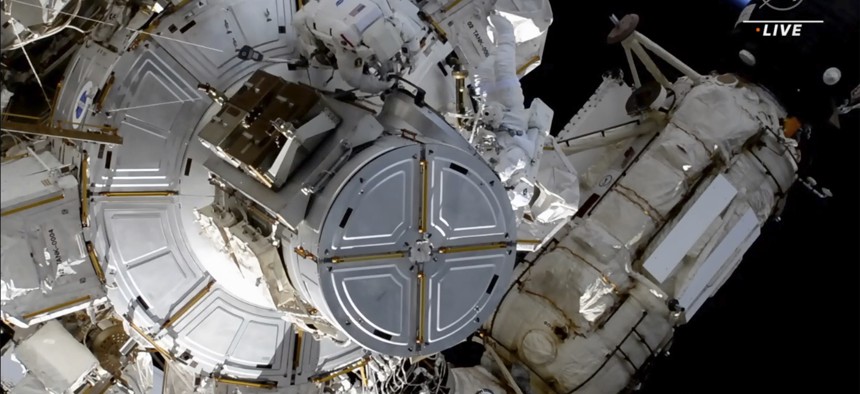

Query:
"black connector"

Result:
[[237, 45, 264, 62]]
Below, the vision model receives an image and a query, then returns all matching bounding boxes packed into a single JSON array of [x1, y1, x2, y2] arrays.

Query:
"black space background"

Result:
[[519, 0, 860, 392]]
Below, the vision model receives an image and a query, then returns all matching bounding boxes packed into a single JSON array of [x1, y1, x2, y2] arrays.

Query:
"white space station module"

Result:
[[0, 1, 801, 393]]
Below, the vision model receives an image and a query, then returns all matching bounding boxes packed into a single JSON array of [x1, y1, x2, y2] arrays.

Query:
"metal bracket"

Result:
[[300, 140, 352, 195]]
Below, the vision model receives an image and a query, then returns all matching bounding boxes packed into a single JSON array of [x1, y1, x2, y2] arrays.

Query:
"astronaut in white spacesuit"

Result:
[[292, 0, 427, 93], [480, 14, 549, 216], [292, 0, 549, 220]]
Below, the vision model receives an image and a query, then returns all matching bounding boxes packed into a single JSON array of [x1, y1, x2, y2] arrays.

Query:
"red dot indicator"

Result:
[[756, 27, 762, 33]]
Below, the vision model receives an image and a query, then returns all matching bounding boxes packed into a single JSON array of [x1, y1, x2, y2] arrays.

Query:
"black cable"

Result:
[[387, 74, 426, 106]]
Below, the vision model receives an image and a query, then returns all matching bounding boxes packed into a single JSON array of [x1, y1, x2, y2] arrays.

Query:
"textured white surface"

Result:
[[488, 77, 798, 393], [1, 151, 101, 325], [14, 321, 98, 392]]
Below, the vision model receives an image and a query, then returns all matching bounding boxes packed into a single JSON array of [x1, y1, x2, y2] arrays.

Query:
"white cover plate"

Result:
[[94, 198, 316, 384], [316, 143, 515, 356], [98, 199, 207, 321], [91, 42, 207, 191], [643, 175, 738, 283]]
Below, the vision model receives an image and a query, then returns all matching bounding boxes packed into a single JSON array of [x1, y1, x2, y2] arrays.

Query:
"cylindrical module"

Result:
[[486, 77, 799, 393]]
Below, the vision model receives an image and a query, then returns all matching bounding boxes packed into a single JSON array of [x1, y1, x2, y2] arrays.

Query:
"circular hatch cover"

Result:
[[310, 141, 516, 356]]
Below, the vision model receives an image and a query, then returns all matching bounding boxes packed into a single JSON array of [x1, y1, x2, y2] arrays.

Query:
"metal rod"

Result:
[[419, 159, 428, 234], [633, 31, 703, 84], [454, 71, 468, 128], [98, 191, 175, 197], [294, 246, 318, 262], [109, 97, 201, 112], [160, 279, 215, 329], [331, 252, 406, 264], [1, 112, 42, 120], [442, 0, 464, 12], [292, 330, 304, 368], [628, 39, 671, 89], [213, 377, 277, 390], [417, 271, 426, 344], [1, 119, 122, 145], [623, 44, 641, 88], [548, 136, 579, 177], [437, 242, 508, 254], [81, 151, 90, 227], [126, 320, 174, 361], [517, 56, 541, 76], [311, 359, 368, 384], [1, 194, 64, 217], [86, 242, 106, 285], [555, 119, 642, 145], [26, 146, 52, 173], [359, 361, 368, 388], [22, 295, 91, 320], [50, 79, 64, 123], [419, 12, 448, 43]]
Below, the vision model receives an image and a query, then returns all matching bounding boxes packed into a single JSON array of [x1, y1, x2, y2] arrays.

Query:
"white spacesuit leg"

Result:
[[487, 14, 527, 133], [486, 14, 547, 213], [386, 0, 426, 57]]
